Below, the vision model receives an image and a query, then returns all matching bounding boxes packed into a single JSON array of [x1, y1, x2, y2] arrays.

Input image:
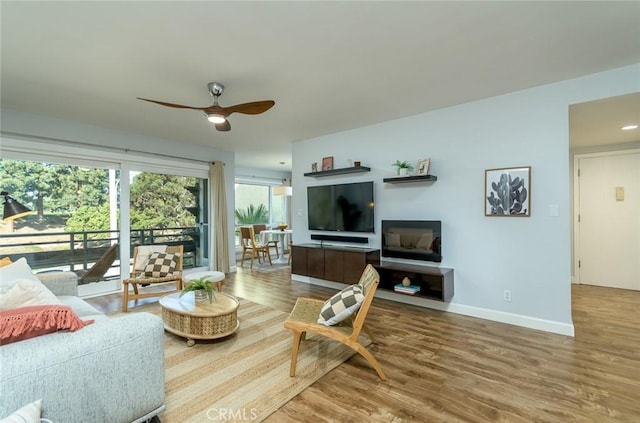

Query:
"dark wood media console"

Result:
[[291, 244, 380, 284], [291, 244, 454, 302], [374, 262, 454, 302]]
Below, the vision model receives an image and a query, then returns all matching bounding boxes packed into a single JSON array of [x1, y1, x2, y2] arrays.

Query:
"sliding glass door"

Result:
[[0, 158, 121, 295], [1, 155, 210, 296], [128, 170, 208, 268]]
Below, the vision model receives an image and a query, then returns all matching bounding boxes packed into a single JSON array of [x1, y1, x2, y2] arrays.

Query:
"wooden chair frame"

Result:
[[76, 243, 118, 284], [239, 226, 272, 269], [122, 245, 183, 312], [284, 264, 387, 380], [252, 224, 279, 257]]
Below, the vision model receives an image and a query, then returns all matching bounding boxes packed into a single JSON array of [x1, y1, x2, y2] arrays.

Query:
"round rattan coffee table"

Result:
[[159, 291, 239, 347]]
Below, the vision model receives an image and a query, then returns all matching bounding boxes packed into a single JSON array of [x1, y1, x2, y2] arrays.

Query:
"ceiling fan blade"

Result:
[[221, 100, 275, 116], [137, 97, 206, 110], [215, 120, 231, 132]]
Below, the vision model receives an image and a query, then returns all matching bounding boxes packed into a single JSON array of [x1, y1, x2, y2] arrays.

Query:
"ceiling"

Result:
[[1, 2, 639, 171]]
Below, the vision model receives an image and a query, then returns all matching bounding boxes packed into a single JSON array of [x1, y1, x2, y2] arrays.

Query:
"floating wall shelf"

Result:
[[304, 166, 371, 177], [383, 174, 438, 183]]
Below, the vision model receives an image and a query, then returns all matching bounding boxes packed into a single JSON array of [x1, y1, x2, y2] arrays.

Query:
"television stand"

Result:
[[291, 244, 454, 302], [373, 262, 454, 302]]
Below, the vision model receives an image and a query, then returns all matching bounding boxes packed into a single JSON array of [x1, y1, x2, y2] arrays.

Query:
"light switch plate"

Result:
[[616, 186, 624, 201]]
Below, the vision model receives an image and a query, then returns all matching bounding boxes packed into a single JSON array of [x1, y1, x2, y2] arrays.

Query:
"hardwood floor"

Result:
[[86, 268, 640, 422]]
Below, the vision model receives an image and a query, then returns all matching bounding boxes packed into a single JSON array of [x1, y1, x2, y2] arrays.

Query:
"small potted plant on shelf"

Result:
[[180, 276, 216, 303], [392, 160, 414, 176]]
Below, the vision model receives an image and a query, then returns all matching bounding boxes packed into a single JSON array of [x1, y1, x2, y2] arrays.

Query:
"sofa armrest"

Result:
[[37, 271, 78, 296], [0, 312, 165, 422]]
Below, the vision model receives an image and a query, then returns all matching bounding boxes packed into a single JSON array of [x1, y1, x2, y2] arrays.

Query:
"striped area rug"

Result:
[[124, 298, 361, 423]]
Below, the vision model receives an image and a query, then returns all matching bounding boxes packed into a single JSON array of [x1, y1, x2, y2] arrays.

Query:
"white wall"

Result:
[[0, 109, 237, 271], [292, 64, 640, 336]]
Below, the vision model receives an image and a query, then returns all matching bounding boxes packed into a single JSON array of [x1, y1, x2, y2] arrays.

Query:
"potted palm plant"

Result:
[[180, 276, 216, 303], [392, 160, 414, 176]]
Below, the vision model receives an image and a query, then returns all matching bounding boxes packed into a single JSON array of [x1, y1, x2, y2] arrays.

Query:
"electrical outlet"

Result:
[[503, 290, 512, 302]]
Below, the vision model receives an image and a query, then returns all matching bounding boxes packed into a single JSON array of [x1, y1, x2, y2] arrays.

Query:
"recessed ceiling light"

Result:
[[621, 124, 638, 130]]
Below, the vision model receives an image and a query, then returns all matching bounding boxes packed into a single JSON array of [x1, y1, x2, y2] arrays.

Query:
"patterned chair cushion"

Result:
[[143, 252, 179, 278], [317, 284, 365, 326]]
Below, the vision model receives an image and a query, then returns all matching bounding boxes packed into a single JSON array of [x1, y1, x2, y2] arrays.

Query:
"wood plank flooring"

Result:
[[86, 268, 640, 422]]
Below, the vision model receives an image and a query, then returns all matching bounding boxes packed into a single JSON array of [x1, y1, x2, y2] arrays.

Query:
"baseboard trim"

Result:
[[292, 274, 575, 337]]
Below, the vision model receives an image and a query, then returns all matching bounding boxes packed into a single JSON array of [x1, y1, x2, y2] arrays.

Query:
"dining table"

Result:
[[260, 229, 293, 264]]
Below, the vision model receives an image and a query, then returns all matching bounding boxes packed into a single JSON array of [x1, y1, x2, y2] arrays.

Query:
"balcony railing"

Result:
[[0, 227, 199, 275]]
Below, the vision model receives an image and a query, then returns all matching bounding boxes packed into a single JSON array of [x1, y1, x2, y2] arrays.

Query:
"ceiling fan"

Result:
[[137, 82, 275, 132]]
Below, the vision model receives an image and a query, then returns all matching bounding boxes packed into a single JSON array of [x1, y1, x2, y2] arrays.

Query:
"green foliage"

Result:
[[392, 160, 414, 170], [0, 159, 109, 220], [180, 276, 216, 303], [64, 204, 114, 239], [2, 159, 199, 233], [130, 173, 196, 229], [234, 204, 268, 225]]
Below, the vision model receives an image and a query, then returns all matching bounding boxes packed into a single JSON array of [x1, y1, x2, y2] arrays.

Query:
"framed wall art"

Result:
[[416, 158, 431, 175], [322, 156, 334, 171], [485, 166, 531, 217]]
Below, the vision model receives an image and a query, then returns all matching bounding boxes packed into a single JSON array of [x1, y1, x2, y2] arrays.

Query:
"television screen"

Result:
[[382, 220, 442, 263], [308, 182, 374, 233]]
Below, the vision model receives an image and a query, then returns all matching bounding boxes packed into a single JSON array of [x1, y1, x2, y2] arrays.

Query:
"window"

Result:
[[0, 140, 211, 297], [233, 182, 290, 247], [0, 159, 121, 290], [128, 170, 208, 268]]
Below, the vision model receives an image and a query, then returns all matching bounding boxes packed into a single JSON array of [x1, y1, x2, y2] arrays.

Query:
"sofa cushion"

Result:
[[0, 278, 61, 310], [144, 252, 179, 277], [0, 257, 12, 268], [0, 305, 94, 345], [0, 399, 41, 423], [58, 296, 103, 319], [317, 284, 365, 326], [0, 258, 40, 290]]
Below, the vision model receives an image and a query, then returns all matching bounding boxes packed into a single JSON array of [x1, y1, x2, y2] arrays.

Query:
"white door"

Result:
[[576, 151, 640, 290]]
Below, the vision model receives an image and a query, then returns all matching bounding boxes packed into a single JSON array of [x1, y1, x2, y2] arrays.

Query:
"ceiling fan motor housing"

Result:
[[208, 82, 224, 97]]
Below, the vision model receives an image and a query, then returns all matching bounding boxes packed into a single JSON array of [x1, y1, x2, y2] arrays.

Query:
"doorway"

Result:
[[574, 150, 640, 290]]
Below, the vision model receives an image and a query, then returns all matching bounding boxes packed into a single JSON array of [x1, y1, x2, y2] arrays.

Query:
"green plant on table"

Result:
[[180, 276, 216, 303]]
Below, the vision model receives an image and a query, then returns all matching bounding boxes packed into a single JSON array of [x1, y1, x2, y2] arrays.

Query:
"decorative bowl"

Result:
[[277, 224, 288, 231]]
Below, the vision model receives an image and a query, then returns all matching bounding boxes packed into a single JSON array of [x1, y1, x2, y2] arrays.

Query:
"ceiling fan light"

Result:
[[207, 114, 226, 124]]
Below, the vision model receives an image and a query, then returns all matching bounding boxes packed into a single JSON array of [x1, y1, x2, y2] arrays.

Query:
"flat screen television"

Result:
[[381, 220, 442, 263], [307, 181, 374, 233]]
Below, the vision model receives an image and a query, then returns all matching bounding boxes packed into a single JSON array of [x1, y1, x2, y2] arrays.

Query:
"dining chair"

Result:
[[239, 226, 272, 269], [252, 224, 279, 257]]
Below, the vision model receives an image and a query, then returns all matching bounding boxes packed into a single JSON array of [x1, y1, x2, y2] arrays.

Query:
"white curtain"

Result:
[[210, 161, 230, 272]]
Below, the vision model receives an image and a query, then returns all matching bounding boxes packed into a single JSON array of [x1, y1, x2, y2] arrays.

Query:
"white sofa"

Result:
[[0, 271, 166, 423]]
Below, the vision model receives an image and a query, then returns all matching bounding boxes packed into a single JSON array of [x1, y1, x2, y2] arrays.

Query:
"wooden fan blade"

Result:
[[215, 120, 231, 132], [215, 100, 275, 116], [137, 97, 207, 110]]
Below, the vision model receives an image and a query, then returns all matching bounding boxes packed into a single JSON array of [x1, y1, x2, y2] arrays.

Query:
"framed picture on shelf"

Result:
[[416, 158, 431, 175], [322, 156, 334, 171], [485, 166, 531, 217], [311, 162, 318, 172]]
